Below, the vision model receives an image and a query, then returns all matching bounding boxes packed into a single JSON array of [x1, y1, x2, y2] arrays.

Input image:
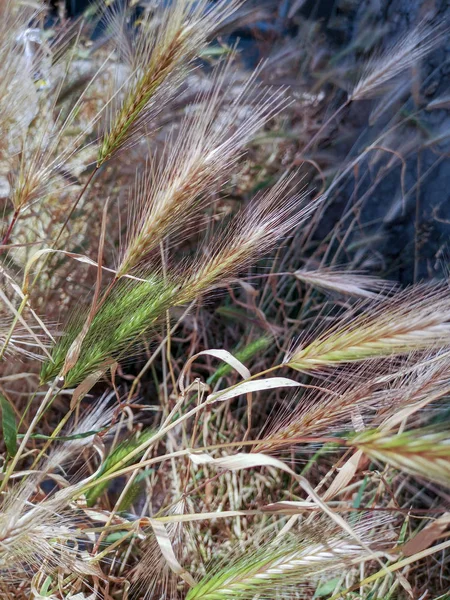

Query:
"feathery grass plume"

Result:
[[255, 367, 379, 451], [349, 22, 441, 101], [0, 489, 99, 584], [371, 349, 450, 427], [44, 390, 118, 471], [3, 4, 450, 596], [186, 521, 384, 600], [0, 314, 51, 361], [0, 393, 120, 583], [259, 350, 450, 452], [286, 284, 450, 373], [352, 427, 450, 487], [177, 176, 311, 303], [0, 1, 40, 136], [117, 66, 288, 277], [0, 7, 109, 238], [294, 267, 395, 299], [0, 463, 99, 584], [42, 177, 307, 386], [98, 0, 241, 165], [132, 507, 186, 600], [40, 275, 179, 386], [7, 58, 105, 215], [0, 3, 45, 224]]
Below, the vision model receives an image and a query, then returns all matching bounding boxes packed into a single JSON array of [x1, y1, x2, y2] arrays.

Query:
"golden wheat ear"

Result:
[[98, 0, 242, 166], [117, 61, 289, 277], [177, 174, 313, 304]]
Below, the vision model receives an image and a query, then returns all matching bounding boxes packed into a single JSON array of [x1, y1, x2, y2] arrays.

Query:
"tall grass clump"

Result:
[[0, 1, 449, 598]]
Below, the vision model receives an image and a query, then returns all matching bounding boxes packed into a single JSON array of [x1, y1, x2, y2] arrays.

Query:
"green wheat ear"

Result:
[[352, 427, 450, 487], [41, 277, 179, 387], [186, 532, 367, 600]]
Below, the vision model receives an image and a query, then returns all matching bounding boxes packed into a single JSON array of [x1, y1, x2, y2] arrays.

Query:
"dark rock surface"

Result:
[[336, 0, 450, 283]]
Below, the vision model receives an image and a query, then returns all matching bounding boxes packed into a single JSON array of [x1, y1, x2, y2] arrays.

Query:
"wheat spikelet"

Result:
[[117, 64, 287, 277], [352, 427, 450, 487], [0, 6, 106, 224], [350, 22, 440, 101], [98, 0, 241, 165], [372, 350, 450, 427], [286, 284, 450, 372], [186, 523, 382, 600], [0, 498, 97, 584]]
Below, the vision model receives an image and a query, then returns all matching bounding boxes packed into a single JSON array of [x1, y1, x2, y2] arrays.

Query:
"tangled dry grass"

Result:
[[0, 0, 449, 598]]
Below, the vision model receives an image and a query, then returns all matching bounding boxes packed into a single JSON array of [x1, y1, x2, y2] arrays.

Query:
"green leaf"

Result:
[[314, 577, 341, 597], [0, 393, 17, 456], [38, 575, 53, 597]]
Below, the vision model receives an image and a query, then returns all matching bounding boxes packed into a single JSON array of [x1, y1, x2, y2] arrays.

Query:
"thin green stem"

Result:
[[29, 166, 99, 293], [0, 376, 61, 492]]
